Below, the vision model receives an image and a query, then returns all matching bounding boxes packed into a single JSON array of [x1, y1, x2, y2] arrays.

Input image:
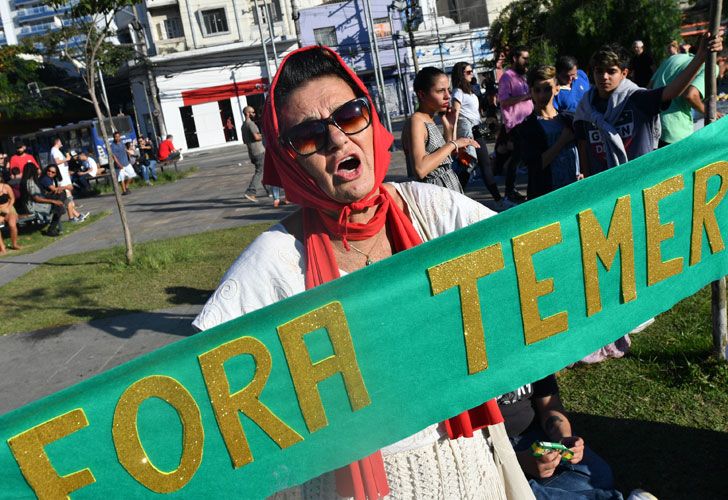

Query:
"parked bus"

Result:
[[14, 115, 136, 167]]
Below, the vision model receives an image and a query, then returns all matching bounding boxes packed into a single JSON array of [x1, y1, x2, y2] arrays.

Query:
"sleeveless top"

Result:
[[417, 122, 463, 193]]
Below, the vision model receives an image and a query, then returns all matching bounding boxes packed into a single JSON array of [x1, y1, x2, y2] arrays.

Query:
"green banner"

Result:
[[2, 120, 727, 499]]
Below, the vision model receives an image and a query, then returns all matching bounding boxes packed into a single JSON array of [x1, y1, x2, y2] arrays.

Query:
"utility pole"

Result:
[[388, 4, 410, 116], [705, 0, 727, 360], [96, 61, 112, 117], [431, 5, 445, 70], [408, 30, 419, 73], [363, 0, 393, 132], [265, 2, 280, 71], [131, 7, 166, 141], [253, 0, 274, 81], [290, 0, 303, 47], [136, 81, 158, 143]]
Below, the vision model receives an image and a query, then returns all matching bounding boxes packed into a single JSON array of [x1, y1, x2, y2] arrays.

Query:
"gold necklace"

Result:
[[346, 229, 385, 266]]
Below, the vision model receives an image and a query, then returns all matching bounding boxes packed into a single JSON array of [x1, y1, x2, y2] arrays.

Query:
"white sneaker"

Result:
[[627, 489, 658, 500]]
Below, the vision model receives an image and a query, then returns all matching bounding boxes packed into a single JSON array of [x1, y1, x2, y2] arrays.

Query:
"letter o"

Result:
[[112, 375, 204, 493]]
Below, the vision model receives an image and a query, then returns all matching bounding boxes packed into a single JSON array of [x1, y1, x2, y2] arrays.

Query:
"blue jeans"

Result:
[[511, 429, 623, 500], [271, 185, 285, 200], [141, 161, 158, 182]]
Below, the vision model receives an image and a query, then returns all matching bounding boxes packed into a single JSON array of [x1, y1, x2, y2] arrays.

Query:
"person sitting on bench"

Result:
[[158, 134, 181, 163], [19, 164, 65, 237], [0, 174, 21, 252]]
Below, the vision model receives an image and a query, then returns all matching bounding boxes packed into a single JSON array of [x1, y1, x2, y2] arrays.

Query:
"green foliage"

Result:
[[50, 0, 135, 17], [559, 287, 728, 497], [0, 46, 65, 120], [0, 223, 273, 335], [489, 0, 554, 68], [489, 0, 682, 70]]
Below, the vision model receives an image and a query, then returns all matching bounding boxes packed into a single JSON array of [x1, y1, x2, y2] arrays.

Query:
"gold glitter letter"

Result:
[[578, 196, 637, 316], [112, 375, 203, 493], [199, 337, 303, 468], [690, 161, 728, 265], [8, 409, 95, 499], [512, 222, 568, 345], [643, 175, 685, 286], [427, 243, 505, 374], [278, 302, 370, 433]]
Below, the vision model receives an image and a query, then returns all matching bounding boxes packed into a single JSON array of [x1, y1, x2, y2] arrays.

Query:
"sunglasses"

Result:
[[281, 97, 371, 157], [47, 170, 57, 174]]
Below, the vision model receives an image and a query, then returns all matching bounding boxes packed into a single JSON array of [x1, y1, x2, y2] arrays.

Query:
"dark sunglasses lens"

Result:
[[334, 99, 371, 134], [287, 121, 327, 156]]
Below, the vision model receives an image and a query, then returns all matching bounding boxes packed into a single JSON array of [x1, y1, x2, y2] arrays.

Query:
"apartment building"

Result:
[[0, 0, 76, 47], [129, 0, 321, 151]]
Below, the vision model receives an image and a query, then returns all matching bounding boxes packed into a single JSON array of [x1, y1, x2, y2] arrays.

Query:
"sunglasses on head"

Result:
[[281, 97, 372, 157]]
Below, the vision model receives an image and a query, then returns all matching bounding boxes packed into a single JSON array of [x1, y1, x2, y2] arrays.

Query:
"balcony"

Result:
[[13, 0, 44, 7], [155, 37, 188, 55], [16, 4, 70, 23]]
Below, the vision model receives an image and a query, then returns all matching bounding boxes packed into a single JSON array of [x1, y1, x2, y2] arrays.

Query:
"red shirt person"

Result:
[[157, 135, 181, 162], [8, 142, 39, 175]]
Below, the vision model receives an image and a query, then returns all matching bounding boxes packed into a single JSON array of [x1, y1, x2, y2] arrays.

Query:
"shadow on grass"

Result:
[[570, 412, 728, 498], [165, 286, 213, 304]]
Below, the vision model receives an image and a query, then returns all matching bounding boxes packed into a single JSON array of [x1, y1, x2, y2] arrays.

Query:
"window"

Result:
[[253, 0, 282, 26], [313, 26, 337, 47], [373, 17, 391, 39], [164, 17, 184, 39], [201, 8, 228, 35]]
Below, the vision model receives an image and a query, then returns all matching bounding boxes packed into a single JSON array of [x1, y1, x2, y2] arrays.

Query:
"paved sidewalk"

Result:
[[0, 146, 293, 287], [0, 305, 202, 414]]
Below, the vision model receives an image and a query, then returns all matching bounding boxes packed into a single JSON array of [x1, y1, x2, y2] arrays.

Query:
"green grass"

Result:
[[0, 222, 271, 336], [559, 287, 728, 498], [95, 166, 197, 194], [2, 212, 110, 257]]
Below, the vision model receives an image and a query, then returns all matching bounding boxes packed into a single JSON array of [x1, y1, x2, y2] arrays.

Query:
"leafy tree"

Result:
[[489, 0, 555, 68], [489, 0, 682, 70], [0, 46, 69, 120], [45, 0, 137, 264], [545, 0, 681, 67]]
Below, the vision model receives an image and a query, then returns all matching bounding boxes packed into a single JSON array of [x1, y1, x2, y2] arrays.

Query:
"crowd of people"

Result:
[[210, 30, 724, 499], [0, 132, 184, 250], [0, 29, 724, 498]]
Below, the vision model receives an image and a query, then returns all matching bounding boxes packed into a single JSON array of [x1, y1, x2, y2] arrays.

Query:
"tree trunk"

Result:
[[88, 65, 134, 265]]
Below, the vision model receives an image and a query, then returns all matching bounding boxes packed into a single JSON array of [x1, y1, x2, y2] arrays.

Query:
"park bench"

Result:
[[157, 157, 179, 173], [87, 172, 112, 188], [1, 212, 44, 232]]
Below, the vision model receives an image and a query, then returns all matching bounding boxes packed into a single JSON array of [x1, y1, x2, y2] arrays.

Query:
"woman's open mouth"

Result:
[[334, 155, 362, 181]]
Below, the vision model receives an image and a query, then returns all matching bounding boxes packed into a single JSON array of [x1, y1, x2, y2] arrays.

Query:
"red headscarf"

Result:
[[262, 46, 503, 499]]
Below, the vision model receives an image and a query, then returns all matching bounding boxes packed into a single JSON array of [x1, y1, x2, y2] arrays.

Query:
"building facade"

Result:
[[298, 0, 493, 120], [0, 0, 76, 47], [129, 0, 323, 151], [298, 0, 411, 118]]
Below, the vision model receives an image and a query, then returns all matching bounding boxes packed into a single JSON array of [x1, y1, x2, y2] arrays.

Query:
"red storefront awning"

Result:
[[181, 78, 269, 107]]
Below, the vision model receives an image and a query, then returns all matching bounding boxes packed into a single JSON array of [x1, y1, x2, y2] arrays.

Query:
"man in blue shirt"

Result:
[[109, 131, 136, 195], [553, 56, 590, 115]]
